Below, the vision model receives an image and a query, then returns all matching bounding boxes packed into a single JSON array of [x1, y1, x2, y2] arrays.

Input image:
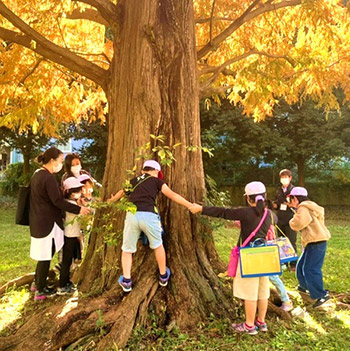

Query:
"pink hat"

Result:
[[78, 174, 91, 183], [143, 160, 164, 179], [290, 187, 308, 197], [63, 177, 84, 191]]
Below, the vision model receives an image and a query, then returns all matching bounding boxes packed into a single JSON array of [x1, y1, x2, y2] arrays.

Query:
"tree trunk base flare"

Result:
[[2, 271, 349, 350], [0, 273, 303, 351], [0, 250, 235, 351]]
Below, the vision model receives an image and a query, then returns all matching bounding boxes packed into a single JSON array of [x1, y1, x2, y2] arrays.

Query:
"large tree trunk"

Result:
[[80, 0, 232, 340], [22, 151, 30, 178], [0, 1, 232, 350], [0, 3, 296, 350], [296, 154, 305, 186]]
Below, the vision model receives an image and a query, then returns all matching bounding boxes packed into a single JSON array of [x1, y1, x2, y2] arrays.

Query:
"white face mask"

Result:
[[280, 177, 290, 186], [73, 193, 81, 200], [52, 162, 63, 173], [71, 164, 82, 176]]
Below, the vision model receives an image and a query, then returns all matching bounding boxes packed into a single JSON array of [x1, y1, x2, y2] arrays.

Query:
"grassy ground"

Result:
[[0, 203, 349, 350], [0, 200, 35, 286]]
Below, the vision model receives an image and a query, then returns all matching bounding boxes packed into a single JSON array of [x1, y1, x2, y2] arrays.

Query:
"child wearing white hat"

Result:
[[108, 160, 193, 292], [190, 181, 273, 335], [58, 177, 86, 295], [287, 187, 331, 308]]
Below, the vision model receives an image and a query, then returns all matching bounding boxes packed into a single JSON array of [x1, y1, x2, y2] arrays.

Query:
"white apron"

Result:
[[30, 222, 64, 261]]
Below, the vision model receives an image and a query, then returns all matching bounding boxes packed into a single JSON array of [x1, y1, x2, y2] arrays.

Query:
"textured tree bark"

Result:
[[296, 154, 305, 186], [22, 151, 30, 177], [0, 1, 232, 350], [75, 1, 233, 348]]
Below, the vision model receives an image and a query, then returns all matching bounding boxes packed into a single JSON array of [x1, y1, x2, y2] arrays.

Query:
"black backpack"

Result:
[[15, 185, 30, 226]]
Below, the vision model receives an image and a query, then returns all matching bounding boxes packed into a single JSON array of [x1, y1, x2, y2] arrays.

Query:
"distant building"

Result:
[[0, 138, 88, 170]]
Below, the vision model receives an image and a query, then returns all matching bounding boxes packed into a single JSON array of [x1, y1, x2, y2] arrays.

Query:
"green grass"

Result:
[[124, 214, 350, 351], [0, 204, 349, 350], [0, 205, 35, 286]]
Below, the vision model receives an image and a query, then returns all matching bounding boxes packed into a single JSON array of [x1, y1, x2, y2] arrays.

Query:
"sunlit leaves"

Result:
[[1, 0, 350, 133], [0, 0, 108, 136], [195, 0, 350, 119]]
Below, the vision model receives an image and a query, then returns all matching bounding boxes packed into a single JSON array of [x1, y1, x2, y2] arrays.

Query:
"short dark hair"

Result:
[[279, 169, 292, 177], [295, 195, 309, 203], [37, 147, 63, 164], [64, 186, 83, 199], [143, 166, 156, 172]]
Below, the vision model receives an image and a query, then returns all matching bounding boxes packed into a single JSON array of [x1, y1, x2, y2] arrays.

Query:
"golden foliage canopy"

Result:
[[0, 0, 350, 134]]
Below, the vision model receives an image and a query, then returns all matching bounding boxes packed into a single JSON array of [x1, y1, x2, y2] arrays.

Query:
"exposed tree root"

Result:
[[0, 270, 56, 296], [267, 300, 292, 320], [335, 301, 350, 310]]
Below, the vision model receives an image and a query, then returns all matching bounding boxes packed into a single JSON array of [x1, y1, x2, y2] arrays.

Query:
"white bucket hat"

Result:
[[63, 177, 84, 191], [290, 186, 308, 197], [244, 181, 266, 196], [142, 160, 163, 179]]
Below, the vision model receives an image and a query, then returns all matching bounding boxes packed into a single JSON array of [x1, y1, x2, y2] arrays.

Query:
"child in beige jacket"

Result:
[[287, 187, 331, 308]]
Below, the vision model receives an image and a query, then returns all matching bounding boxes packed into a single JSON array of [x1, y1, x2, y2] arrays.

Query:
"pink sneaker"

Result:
[[232, 322, 258, 335], [255, 319, 268, 332], [281, 301, 293, 312]]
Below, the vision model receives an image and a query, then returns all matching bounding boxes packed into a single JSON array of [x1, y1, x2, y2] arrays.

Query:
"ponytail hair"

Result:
[[37, 147, 63, 164], [247, 193, 266, 216]]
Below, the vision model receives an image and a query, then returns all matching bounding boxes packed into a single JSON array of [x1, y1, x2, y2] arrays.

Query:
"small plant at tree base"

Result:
[[95, 309, 106, 337]]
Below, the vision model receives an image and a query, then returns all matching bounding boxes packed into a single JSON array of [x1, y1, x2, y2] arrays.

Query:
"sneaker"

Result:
[[281, 301, 294, 312], [232, 322, 258, 335], [57, 284, 76, 295], [34, 287, 57, 301], [313, 294, 331, 308], [118, 275, 132, 292], [66, 281, 77, 290], [159, 267, 171, 287], [30, 281, 37, 292], [255, 319, 268, 332], [297, 286, 309, 295]]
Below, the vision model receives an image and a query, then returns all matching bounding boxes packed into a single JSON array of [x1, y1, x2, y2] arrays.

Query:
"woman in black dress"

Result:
[[29, 147, 90, 301]]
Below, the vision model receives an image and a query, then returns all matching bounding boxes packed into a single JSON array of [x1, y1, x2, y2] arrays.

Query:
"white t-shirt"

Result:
[[64, 199, 82, 237]]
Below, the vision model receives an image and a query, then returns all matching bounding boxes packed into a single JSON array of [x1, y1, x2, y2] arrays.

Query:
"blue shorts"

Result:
[[122, 211, 163, 253]]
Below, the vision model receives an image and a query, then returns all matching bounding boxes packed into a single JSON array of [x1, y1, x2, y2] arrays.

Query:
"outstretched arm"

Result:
[[107, 189, 124, 203], [161, 184, 193, 209]]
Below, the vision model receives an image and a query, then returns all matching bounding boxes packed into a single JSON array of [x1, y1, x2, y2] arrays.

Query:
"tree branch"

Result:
[[66, 8, 109, 26], [73, 0, 118, 28], [199, 48, 295, 79], [197, 0, 302, 60], [195, 17, 237, 24], [199, 84, 233, 99], [199, 47, 296, 96], [199, 50, 257, 77], [199, 50, 256, 91], [0, 2, 109, 91], [209, 0, 217, 46], [19, 58, 43, 86], [253, 48, 296, 66]]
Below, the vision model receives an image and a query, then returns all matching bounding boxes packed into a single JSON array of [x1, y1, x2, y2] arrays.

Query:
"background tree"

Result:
[[201, 99, 285, 186], [68, 118, 108, 182], [1, 1, 350, 350], [201, 98, 350, 187], [0, 126, 50, 178], [272, 100, 350, 186]]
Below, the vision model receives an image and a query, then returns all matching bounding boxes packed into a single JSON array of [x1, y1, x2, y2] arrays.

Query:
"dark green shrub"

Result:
[[0, 163, 37, 196]]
